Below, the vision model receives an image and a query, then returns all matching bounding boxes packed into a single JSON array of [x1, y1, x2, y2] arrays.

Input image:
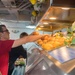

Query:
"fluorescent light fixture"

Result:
[[49, 17, 57, 20], [62, 7, 70, 10], [43, 22, 48, 24], [26, 25, 36, 29], [40, 25, 44, 27]]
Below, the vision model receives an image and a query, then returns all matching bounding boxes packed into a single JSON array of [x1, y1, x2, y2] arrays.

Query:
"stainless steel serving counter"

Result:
[[26, 46, 75, 75], [41, 47, 75, 74]]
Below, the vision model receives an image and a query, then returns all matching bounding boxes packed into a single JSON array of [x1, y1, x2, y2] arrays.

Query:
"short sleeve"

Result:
[[0, 40, 14, 55]]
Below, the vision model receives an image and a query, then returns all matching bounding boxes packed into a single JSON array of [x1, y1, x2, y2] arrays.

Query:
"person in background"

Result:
[[20, 32, 29, 62], [0, 25, 43, 75], [20, 32, 28, 38], [20, 32, 29, 50], [10, 32, 29, 75], [8, 32, 28, 75], [21, 31, 40, 53], [20, 32, 31, 59]]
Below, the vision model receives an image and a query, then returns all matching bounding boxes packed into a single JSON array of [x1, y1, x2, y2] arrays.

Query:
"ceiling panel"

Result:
[[0, 0, 50, 24], [0, 0, 5, 7]]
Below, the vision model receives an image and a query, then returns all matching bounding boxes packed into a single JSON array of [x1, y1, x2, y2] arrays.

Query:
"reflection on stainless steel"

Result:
[[26, 49, 41, 72], [41, 50, 75, 74], [36, 6, 75, 31], [26, 46, 75, 75], [36, 22, 70, 31], [26, 55, 57, 75], [68, 68, 75, 75], [42, 65, 46, 70], [28, 6, 75, 75]]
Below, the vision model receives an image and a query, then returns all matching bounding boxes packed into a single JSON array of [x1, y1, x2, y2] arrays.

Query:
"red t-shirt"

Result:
[[0, 40, 14, 75]]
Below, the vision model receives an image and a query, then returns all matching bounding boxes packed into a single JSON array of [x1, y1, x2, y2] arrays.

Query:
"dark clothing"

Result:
[[8, 45, 27, 75]]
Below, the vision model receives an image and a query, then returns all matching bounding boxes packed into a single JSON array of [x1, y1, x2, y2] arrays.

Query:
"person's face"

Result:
[[1, 26, 10, 40]]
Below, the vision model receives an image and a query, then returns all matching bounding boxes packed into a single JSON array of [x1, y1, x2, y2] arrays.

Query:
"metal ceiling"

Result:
[[0, 0, 33, 21], [0, 0, 50, 23]]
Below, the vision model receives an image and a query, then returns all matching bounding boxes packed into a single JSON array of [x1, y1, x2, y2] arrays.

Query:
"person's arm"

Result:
[[12, 35, 43, 48]]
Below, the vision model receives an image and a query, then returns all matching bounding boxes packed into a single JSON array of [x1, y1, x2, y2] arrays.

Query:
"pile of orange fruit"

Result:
[[33, 31, 73, 51], [37, 35, 65, 51]]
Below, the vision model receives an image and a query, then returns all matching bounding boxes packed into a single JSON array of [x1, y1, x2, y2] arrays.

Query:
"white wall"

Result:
[[0, 21, 35, 39], [9, 28, 34, 39]]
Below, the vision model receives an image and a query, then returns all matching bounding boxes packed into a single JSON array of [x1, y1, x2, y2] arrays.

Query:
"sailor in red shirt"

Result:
[[0, 25, 43, 75]]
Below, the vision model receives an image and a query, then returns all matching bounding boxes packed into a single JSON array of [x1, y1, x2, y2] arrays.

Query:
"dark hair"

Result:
[[0, 25, 6, 32], [20, 32, 28, 38]]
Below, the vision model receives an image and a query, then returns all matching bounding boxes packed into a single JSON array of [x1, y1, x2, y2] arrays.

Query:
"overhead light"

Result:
[[62, 7, 70, 10], [40, 25, 44, 27], [43, 22, 48, 24], [49, 17, 57, 20], [26, 25, 36, 29]]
